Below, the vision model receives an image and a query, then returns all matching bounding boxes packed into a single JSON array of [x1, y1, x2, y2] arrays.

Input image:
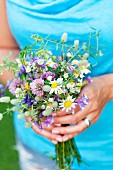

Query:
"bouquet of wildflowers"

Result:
[[0, 31, 102, 169]]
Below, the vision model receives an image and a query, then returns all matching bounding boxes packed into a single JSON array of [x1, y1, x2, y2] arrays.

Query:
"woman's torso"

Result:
[[6, 0, 113, 169]]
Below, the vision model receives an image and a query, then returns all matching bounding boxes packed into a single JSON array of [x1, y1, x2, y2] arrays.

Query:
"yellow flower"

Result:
[[46, 102, 52, 107], [51, 82, 58, 88], [24, 82, 30, 91], [64, 100, 72, 108]]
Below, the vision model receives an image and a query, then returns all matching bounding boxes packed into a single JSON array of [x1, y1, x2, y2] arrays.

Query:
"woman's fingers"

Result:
[[53, 102, 92, 125], [26, 117, 62, 144], [52, 110, 99, 136], [52, 120, 87, 135], [32, 124, 62, 142]]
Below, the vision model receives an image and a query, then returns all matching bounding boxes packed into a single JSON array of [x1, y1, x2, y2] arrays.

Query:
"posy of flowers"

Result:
[[0, 31, 102, 169]]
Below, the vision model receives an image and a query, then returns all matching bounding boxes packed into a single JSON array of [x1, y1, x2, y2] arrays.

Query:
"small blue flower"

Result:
[[23, 94, 35, 107]]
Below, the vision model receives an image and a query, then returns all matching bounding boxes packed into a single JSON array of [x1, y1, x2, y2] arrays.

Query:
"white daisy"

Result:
[[67, 81, 75, 89], [50, 80, 62, 94], [46, 58, 55, 67], [64, 73, 69, 79], [59, 96, 76, 112], [37, 59, 44, 65], [26, 66, 31, 73], [72, 60, 79, 65]]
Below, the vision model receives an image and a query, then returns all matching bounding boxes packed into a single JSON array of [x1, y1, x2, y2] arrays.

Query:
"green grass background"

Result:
[[0, 91, 20, 170]]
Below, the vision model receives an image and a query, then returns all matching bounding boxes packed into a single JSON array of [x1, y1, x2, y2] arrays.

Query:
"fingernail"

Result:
[[55, 124, 61, 127], [63, 136, 68, 142], [56, 136, 62, 142], [52, 129, 59, 134], [52, 140, 58, 145]]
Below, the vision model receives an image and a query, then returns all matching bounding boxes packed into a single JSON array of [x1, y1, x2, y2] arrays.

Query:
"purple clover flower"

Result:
[[30, 79, 44, 96], [41, 71, 55, 80], [9, 78, 22, 95], [76, 94, 89, 110], [0, 84, 5, 96]]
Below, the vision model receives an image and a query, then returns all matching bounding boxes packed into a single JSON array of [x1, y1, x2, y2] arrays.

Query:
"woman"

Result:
[[1, 0, 113, 169]]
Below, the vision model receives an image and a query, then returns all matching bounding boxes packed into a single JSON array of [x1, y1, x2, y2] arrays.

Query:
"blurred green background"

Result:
[[0, 91, 20, 170]]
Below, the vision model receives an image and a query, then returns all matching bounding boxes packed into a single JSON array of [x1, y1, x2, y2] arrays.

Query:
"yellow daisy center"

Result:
[[64, 100, 72, 108], [70, 82, 75, 85], [24, 82, 30, 91], [73, 61, 77, 64], [51, 82, 58, 88]]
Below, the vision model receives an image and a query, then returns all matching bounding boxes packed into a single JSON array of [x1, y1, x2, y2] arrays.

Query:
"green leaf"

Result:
[[47, 66, 54, 72], [20, 74, 26, 82]]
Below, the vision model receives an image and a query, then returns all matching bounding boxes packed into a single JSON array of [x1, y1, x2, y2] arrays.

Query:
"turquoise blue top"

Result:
[[6, 0, 113, 169]]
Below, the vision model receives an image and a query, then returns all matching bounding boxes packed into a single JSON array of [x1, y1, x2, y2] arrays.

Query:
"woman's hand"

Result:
[[52, 74, 113, 142], [26, 117, 62, 144]]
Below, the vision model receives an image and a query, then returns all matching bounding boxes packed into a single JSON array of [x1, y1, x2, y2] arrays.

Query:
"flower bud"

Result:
[[10, 99, 19, 105], [15, 88, 22, 94], [12, 106, 21, 112], [61, 32, 68, 42], [74, 40, 79, 50], [41, 105, 46, 109], [17, 113, 25, 119], [43, 85, 51, 92], [24, 111, 31, 117], [24, 122, 32, 128], [35, 96, 40, 101], [52, 101, 58, 108], [42, 108, 52, 116], [0, 113, 3, 121], [83, 53, 89, 59], [0, 96, 10, 103]]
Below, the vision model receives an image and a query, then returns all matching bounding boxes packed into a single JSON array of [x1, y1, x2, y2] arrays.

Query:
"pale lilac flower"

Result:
[[85, 76, 93, 83], [76, 94, 89, 110], [31, 56, 45, 68], [32, 121, 44, 131], [67, 65, 74, 74], [30, 79, 44, 96], [52, 63, 58, 70], [0, 84, 5, 96], [43, 115, 54, 127], [9, 78, 22, 95]]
